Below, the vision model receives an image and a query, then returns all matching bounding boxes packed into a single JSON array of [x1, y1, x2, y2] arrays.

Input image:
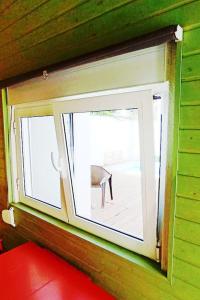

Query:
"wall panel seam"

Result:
[[173, 275, 200, 291], [178, 150, 200, 154], [0, 0, 17, 15], [0, 0, 89, 48], [0, 0, 191, 71], [177, 172, 200, 179], [173, 255, 200, 270], [0, 0, 135, 63], [175, 216, 200, 226], [176, 194, 200, 202], [182, 77, 200, 82], [183, 50, 200, 58], [0, 0, 49, 34]]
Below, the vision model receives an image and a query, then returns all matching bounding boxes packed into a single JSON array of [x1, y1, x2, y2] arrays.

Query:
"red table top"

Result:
[[0, 242, 115, 300]]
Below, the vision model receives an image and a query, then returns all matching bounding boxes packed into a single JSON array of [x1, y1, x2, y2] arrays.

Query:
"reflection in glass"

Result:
[[64, 109, 144, 240], [21, 116, 61, 208]]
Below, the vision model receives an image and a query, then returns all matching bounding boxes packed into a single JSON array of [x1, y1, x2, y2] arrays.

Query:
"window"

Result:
[[21, 116, 61, 208], [12, 85, 168, 260], [14, 105, 68, 221], [64, 108, 143, 239], [5, 26, 182, 269]]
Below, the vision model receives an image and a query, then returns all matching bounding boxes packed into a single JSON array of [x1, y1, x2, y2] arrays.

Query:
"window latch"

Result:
[[50, 152, 61, 172], [156, 240, 161, 263], [13, 121, 17, 135], [16, 178, 20, 191], [153, 94, 161, 101]]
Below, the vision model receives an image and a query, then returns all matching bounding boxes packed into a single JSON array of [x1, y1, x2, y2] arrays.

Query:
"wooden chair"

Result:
[[91, 165, 113, 208]]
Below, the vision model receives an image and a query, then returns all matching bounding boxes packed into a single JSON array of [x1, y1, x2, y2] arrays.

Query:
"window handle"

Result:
[[50, 152, 61, 172]]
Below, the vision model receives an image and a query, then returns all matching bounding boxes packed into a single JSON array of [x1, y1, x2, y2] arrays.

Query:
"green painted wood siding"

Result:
[[1, 1, 200, 299], [0, 0, 200, 80]]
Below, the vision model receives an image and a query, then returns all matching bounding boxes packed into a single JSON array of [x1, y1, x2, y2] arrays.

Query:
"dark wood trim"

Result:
[[0, 25, 180, 88], [162, 41, 182, 275], [0, 92, 8, 210]]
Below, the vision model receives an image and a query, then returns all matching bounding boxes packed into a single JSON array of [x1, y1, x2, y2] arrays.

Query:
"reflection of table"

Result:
[[0, 242, 115, 300]]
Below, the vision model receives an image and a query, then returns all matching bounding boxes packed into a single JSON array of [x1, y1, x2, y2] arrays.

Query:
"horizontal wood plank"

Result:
[[173, 257, 200, 289], [180, 106, 200, 129], [182, 54, 200, 81], [183, 27, 200, 57], [179, 130, 200, 153], [0, 0, 198, 80], [176, 196, 200, 223], [178, 153, 200, 177], [0, 0, 85, 48], [0, 0, 132, 57], [172, 277, 200, 300], [174, 238, 200, 268], [175, 217, 200, 246], [0, 0, 48, 32], [181, 81, 200, 105], [0, 0, 16, 14]]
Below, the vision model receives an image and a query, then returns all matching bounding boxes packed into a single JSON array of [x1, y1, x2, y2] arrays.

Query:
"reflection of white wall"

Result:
[[90, 111, 140, 166], [22, 117, 61, 208], [73, 113, 91, 218]]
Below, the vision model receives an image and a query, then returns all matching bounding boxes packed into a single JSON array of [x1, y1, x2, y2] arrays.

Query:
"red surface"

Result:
[[0, 242, 115, 300]]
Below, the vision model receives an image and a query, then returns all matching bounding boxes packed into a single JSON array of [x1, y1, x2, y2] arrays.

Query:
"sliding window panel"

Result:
[[14, 105, 68, 222], [54, 90, 158, 259]]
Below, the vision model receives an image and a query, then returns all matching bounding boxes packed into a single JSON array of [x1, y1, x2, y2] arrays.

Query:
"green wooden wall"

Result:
[[0, 1, 200, 299]]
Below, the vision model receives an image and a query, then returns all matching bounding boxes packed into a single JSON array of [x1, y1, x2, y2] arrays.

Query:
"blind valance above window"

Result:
[[7, 25, 182, 105]]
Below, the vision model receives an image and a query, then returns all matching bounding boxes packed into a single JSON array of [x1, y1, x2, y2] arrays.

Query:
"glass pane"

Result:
[[64, 109, 144, 240], [21, 116, 61, 208]]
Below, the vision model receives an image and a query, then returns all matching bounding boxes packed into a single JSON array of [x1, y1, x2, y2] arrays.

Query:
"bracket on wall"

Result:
[[2, 207, 16, 227], [174, 25, 183, 42], [42, 70, 48, 80]]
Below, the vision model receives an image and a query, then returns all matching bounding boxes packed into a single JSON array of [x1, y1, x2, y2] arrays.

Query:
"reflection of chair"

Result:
[[91, 165, 113, 208]]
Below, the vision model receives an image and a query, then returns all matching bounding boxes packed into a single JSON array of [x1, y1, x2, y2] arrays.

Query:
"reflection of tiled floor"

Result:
[[91, 167, 143, 239]]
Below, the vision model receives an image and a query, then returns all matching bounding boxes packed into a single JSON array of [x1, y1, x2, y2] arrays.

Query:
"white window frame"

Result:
[[11, 85, 168, 261], [53, 89, 157, 259], [13, 104, 68, 222]]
